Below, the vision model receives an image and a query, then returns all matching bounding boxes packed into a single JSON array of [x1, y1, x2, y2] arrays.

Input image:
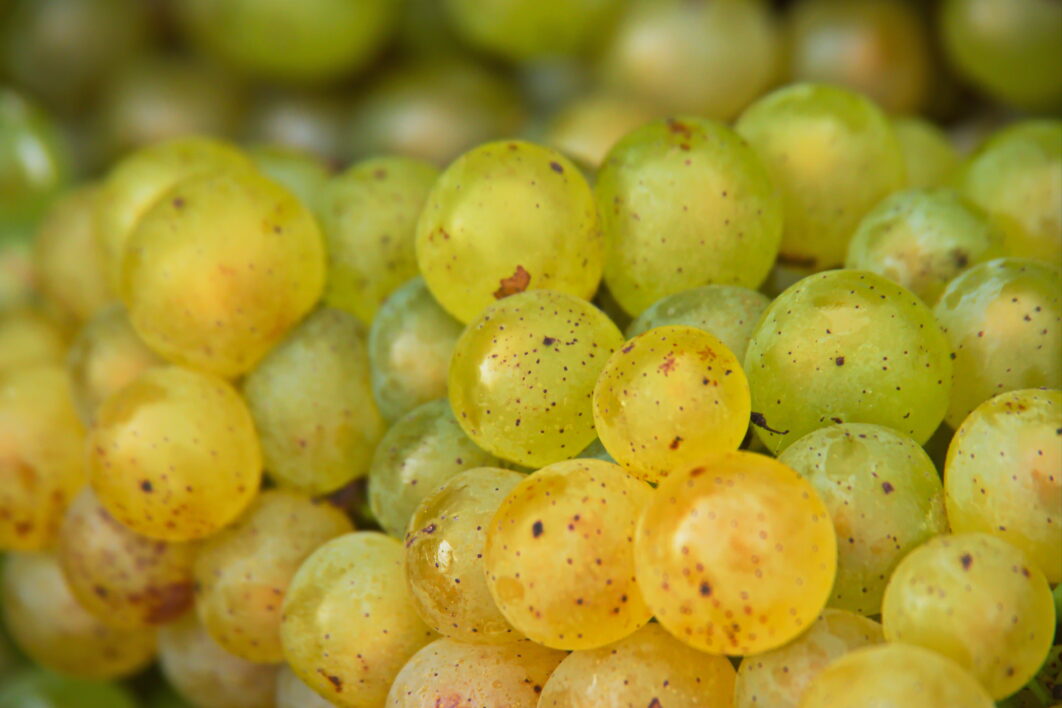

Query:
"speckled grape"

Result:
[[892, 116, 960, 189]]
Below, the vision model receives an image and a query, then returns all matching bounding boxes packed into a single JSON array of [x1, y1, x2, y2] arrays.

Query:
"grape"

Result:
[[57, 487, 194, 628], [404, 467, 525, 643], [368, 277, 464, 422], [275, 665, 335, 708], [845, 188, 1005, 304], [593, 326, 751, 484], [0, 365, 84, 551], [933, 258, 1061, 427], [247, 144, 330, 212], [0, 234, 35, 311], [194, 488, 353, 663], [799, 642, 994, 708], [159, 613, 278, 708], [369, 399, 501, 538], [945, 389, 1062, 583], [0, 308, 68, 373], [0, 669, 138, 708], [122, 167, 326, 378], [87, 365, 261, 541], [881, 533, 1056, 699], [735, 83, 906, 272], [448, 289, 623, 468], [245, 90, 348, 163], [778, 424, 947, 615], [952, 120, 1062, 264], [242, 307, 385, 495], [539, 622, 736, 706], [484, 458, 653, 650], [744, 270, 952, 453], [635, 451, 837, 655], [415, 141, 602, 324], [386, 637, 566, 706], [892, 116, 961, 189], [1, 553, 155, 680], [319, 156, 439, 323], [595, 116, 783, 315], [0, 89, 70, 226], [599, 0, 779, 120], [545, 93, 659, 169], [281, 532, 437, 708]]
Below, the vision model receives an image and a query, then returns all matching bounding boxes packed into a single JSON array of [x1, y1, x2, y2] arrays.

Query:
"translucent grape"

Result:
[[281, 532, 437, 708], [247, 145, 330, 212], [0, 308, 67, 373], [744, 269, 952, 453], [484, 458, 653, 650], [448, 289, 624, 468], [87, 365, 261, 541], [892, 116, 961, 189], [635, 451, 837, 655], [404, 467, 525, 643], [275, 665, 335, 708], [882, 533, 1056, 699], [415, 141, 602, 324], [735, 83, 906, 272], [778, 424, 947, 615], [595, 116, 783, 315], [545, 93, 658, 169], [0, 668, 138, 708], [945, 389, 1062, 583], [242, 307, 385, 495], [933, 258, 1061, 427]]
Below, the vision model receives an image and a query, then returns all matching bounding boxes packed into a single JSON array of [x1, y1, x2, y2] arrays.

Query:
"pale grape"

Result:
[[545, 93, 658, 169], [892, 116, 961, 188]]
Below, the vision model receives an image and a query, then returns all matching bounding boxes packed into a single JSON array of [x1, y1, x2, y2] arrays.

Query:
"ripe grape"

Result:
[[744, 269, 952, 453], [247, 145, 330, 212], [0, 668, 138, 708], [593, 326, 751, 483], [892, 116, 960, 188], [484, 458, 653, 650], [635, 451, 837, 655], [275, 665, 335, 708], [0, 308, 67, 373], [595, 116, 783, 315], [545, 93, 658, 169]]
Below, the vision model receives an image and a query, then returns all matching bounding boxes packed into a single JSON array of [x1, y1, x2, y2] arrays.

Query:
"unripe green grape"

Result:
[[0, 668, 138, 708], [778, 424, 947, 615], [0, 308, 68, 373], [275, 665, 334, 708], [945, 389, 1062, 583], [247, 145, 330, 212], [0, 90, 70, 227], [281, 532, 438, 708], [545, 93, 659, 169], [242, 307, 385, 495], [635, 451, 837, 655], [416, 141, 602, 324], [593, 326, 751, 484], [448, 289, 623, 468], [596, 116, 783, 316], [892, 116, 961, 189], [319, 156, 438, 323], [87, 365, 261, 541], [736, 83, 906, 272], [745, 270, 952, 454], [933, 258, 1061, 427], [845, 188, 1006, 304]]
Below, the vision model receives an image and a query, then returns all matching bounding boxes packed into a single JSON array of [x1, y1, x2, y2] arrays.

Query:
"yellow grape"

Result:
[[545, 93, 659, 169], [892, 116, 960, 189], [0, 307, 67, 373], [276, 665, 335, 708]]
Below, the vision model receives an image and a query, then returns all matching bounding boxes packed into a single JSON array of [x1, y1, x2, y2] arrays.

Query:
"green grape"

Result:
[[940, 0, 1062, 110], [276, 665, 335, 708], [194, 488, 353, 663], [281, 532, 438, 708], [246, 90, 349, 163], [247, 144, 330, 212], [735, 609, 883, 708], [87, 365, 261, 541], [945, 389, 1062, 583], [538, 622, 736, 706], [799, 642, 994, 708], [933, 258, 1061, 427], [319, 156, 439, 323], [368, 277, 464, 422], [735, 83, 906, 272], [159, 613, 278, 708], [952, 120, 1062, 264], [57, 487, 194, 628], [892, 116, 961, 189], [484, 458, 653, 650], [545, 93, 659, 169], [593, 326, 751, 484], [595, 116, 783, 315], [0, 308, 68, 373], [448, 289, 624, 468], [0, 365, 84, 551], [882, 533, 1056, 699], [0, 669, 138, 708], [404, 467, 525, 643], [1, 553, 155, 679], [415, 141, 602, 324], [745, 270, 952, 453], [386, 637, 566, 706], [242, 307, 384, 495], [635, 451, 837, 655], [66, 304, 163, 425], [599, 0, 779, 120], [778, 424, 947, 615], [0, 90, 70, 227], [369, 399, 501, 538], [846, 188, 1006, 305]]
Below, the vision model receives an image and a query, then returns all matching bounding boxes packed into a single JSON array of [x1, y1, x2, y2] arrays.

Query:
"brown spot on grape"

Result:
[[543, 336, 556, 346], [882, 482, 894, 494], [659, 355, 677, 375], [699, 581, 712, 597], [835, 356, 845, 366], [666, 118, 692, 138], [532, 520, 544, 538], [140, 480, 153, 493], [550, 161, 564, 174], [960, 553, 972, 570], [648, 698, 663, 708], [494, 265, 531, 299], [172, 197, 185, 209], [317, 669, 343, 692], [690, 467, 706, 477], [142, 582, 194, 624], [669, 436, 683, 450]]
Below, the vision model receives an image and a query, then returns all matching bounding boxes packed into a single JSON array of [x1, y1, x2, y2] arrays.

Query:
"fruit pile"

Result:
[[0, 0, 1059, 707]]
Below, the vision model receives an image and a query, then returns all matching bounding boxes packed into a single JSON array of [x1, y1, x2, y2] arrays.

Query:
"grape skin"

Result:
[[892, 116, 960, 189]]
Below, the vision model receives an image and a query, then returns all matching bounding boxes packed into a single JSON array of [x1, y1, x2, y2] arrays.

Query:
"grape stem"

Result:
[[750, 412, 788, 435]]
